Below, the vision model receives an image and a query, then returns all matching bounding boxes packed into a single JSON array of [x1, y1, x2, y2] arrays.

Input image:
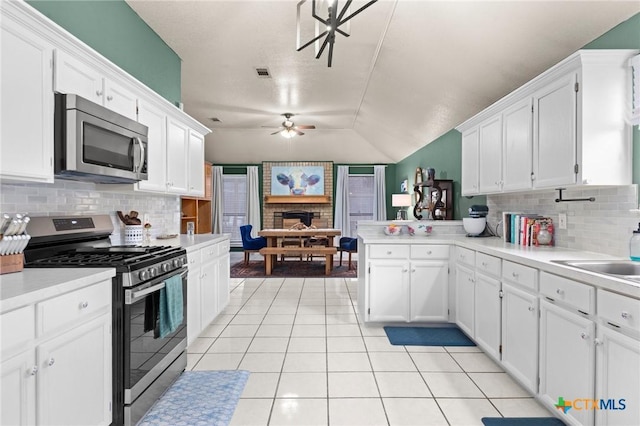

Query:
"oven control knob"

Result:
[[173, 259, 182, 268], [162, 263, 170, 272], [139, 270, 149, 281], [149, 268, 157, 278]]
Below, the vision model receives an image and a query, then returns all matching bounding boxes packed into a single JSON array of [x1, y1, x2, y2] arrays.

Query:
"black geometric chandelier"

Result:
[[296, 0, 378, 67]]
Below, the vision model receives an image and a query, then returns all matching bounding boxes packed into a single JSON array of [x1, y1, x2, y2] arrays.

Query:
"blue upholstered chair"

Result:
[[338, 237, 357, 270], [240, 224, 267, 265]]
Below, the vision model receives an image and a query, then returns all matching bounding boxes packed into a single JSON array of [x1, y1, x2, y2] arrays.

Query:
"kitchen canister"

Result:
[[124, 225, 144, 245]]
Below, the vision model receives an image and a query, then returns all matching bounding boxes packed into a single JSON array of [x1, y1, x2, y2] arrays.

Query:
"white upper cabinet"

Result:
[[478, 114, 503, 193], [502, 98, 533, 192], [54, 50, 137, 120], [0, 13, 54, 183], [461, 127, 479, 196], [166, 117, 189, 194], [458, 49, 636, 195], [532, 72, 577, 188], [136, 100, 167, 193], [187, 130, 205, 197]]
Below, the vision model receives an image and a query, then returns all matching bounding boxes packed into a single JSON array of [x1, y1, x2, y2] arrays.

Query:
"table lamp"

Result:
[[392, 194, 412, 220]]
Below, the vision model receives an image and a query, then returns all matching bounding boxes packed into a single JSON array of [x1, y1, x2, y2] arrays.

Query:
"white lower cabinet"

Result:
[[369, 260, 410, 322], [501, 282, 538, 393], [474, 272, 501, 360], [366, 244, 449, 323], [595, 326, 640, 426], [1, 350, 36, 425], [539, 299, 595, 426], [186, 238, 231, 344], [0, 279, 112, 426], [410, 260, 449, 322], [36, 315, 111, 426], [455, 264, 475, 337]]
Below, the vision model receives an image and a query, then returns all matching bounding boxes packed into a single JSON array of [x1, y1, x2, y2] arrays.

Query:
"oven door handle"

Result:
[[126, 269, 188, 304], [130, 282, 165, 301]]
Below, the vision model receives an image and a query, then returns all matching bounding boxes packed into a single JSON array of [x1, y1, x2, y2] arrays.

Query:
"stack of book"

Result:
[[502, 212, 554, 246]]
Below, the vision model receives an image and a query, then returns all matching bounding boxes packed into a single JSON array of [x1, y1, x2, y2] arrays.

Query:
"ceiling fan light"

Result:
[[284, 120, 294, 127], [281, 129, 296, 139]]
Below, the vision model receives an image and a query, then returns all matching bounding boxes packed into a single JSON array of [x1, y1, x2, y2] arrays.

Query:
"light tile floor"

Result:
[[186, 271, 552, 426]]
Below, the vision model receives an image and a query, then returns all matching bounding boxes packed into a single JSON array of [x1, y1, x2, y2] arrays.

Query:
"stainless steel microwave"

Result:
[[54, 93, 148, 183]]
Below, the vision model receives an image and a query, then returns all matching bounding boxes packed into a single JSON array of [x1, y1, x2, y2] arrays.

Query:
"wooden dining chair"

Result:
[[306, 218, 329, 260], [281, 218, 305, 261]]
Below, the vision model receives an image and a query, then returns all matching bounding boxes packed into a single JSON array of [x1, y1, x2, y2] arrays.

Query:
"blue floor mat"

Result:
[[384, 326, 475, 346], [138, 370, 250, 426], [482, 418, 566, 426]]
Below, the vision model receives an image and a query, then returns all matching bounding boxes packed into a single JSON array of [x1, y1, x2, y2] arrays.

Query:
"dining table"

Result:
[[258, 228, 342, 248], [257, 228, 342, 271]]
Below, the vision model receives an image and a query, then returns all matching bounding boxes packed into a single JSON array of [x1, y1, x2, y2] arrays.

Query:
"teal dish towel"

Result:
[[159, 274, 184, 338]]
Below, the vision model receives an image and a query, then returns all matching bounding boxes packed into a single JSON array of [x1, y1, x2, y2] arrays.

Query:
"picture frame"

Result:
[[263, 162, 332, 204]]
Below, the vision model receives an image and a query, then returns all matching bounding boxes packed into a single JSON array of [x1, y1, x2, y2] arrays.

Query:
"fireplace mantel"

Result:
[[265, 195, 331, 204]]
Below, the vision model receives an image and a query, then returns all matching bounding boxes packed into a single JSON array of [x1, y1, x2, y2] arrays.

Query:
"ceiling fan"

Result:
[[268, 113, 316, 138]]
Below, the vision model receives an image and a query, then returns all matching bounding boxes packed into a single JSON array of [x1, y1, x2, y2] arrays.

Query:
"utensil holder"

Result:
[[124, 225, 144, 245]]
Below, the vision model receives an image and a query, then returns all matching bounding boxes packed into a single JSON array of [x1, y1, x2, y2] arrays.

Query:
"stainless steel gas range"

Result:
[[24, 215, 187, 426]]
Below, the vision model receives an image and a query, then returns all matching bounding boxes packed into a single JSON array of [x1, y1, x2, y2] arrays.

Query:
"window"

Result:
[[348, 174, 374, 236], [222, 174, 247, 245]]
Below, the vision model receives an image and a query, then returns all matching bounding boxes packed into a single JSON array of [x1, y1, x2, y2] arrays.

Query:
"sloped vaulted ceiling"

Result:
[[126, 0, 640, 164]]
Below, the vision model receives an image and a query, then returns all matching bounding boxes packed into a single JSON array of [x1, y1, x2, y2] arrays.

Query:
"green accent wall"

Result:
[[27, 0, 181, 105], [395, 130, 484, 220], [396, 12, 640, 215]]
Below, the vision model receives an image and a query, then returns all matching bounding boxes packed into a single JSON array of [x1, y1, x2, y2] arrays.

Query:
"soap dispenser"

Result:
[[630, 223, 640, 261]]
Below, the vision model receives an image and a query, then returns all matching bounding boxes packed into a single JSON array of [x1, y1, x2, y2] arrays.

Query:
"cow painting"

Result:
[[276, 169, 321, 195]]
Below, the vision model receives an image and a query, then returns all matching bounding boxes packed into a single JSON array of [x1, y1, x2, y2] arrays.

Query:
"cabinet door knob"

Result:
[[96, 90, 102, 96], [411, 269, 416, 273], [580, 332, 589, 340], [621, 311, 630, 319], [594, 338, 602, 346], [106, 95, 113, 101], [402, 269, 408, 273], [48, 357, 55, 366], [28, 366, 38, 376], [426, 250, 432, 255], [386, 251, 392, 255], [528, 306, 535, 312], [482, 262, 488, 267], [512, 272, 519, 278], [556, 288, 564, 295], [80, 301, 89, 309]]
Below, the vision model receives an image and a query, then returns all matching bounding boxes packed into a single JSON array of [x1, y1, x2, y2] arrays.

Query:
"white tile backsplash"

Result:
[[0, 180, 181, 241], [486, 185, 639, 258]]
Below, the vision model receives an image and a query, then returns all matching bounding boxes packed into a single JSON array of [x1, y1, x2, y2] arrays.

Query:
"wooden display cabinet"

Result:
[[181, 162, 213, 234]]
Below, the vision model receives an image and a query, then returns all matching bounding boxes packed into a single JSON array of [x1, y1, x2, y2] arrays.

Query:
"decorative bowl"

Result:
[[383, 225, 401, 236], [416, 224, 433, 236]]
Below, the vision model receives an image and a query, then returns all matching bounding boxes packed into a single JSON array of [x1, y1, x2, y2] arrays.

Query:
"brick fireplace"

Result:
[[262, 161, 333, 229]]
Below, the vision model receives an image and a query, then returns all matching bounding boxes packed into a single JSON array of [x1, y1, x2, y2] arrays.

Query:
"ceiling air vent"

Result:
[[210, 117, 221, 122], [255, 67, 271, 78]]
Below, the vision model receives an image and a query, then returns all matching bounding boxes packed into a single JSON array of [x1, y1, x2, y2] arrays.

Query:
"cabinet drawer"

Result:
[[369, 244, 410, 259], [476, 252, 501, 277], [201, 243, 218, 261], [410, 245, 449, 260], [456, 246, 475, 267], [38, 280, 111, 335], [186, 248, 202, 269], [502, 260, 537, 291], [218, 239, 230, 254], [598, 290, 640, 332], [539, 272, 594, 314], [1, 305, 35, 355]]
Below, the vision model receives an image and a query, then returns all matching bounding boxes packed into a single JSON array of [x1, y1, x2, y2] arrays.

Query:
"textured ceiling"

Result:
[[126, 0, 640, 164]]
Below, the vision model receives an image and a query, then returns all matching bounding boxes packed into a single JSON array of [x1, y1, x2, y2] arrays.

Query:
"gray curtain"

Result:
[[373, 165, 387, 220], [333, 165, 351, 241], [246, 166, 261, 238], [211, 166, 224, 233]]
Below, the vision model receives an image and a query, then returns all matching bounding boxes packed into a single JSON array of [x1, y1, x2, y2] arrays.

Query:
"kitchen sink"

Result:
[[551, 259, 640, 279]]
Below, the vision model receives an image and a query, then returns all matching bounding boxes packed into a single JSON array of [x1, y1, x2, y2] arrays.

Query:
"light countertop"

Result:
[[359, 233, 640, 298], [147, 233, 230, 252], [0, 234, 231, 314], [0, 268, 116, 313]]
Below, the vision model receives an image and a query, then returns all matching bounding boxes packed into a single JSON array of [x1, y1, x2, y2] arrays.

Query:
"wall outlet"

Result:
[[558, 213, 567, 229]]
